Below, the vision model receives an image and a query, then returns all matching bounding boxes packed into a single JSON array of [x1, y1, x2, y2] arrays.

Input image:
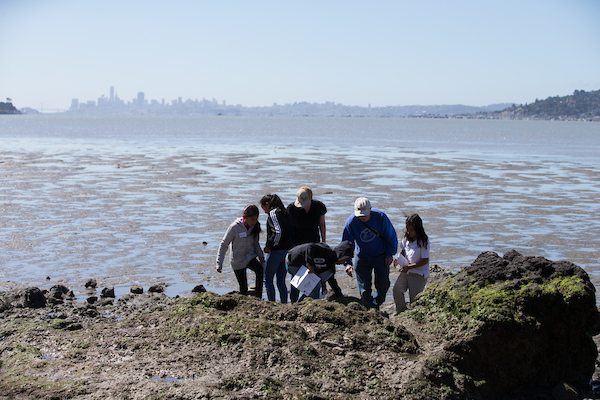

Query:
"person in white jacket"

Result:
[[216, 205, 265, 297]]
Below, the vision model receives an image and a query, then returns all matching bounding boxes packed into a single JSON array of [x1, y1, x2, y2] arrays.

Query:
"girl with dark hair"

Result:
[[260, 194, 293, 303], [216, 204, 264, 297], [392, 213, 430, 313]]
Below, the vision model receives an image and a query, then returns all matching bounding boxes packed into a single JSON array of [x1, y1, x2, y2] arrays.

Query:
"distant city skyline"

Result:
[[1, 1, 599, 111], [56, 85, 511, 117], [70, 86, 230, 111]]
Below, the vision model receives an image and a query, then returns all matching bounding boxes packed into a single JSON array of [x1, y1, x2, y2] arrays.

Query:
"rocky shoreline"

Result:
[[1, 250, 599, 399]]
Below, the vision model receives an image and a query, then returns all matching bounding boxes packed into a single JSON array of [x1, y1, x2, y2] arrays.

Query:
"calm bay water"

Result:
[[1, 115, 599, 301]]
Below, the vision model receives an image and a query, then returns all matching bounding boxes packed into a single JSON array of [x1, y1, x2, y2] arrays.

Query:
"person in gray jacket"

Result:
[[216, 204, 265, 297]]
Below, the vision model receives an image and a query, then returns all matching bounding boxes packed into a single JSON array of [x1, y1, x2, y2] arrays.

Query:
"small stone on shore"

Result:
[[149, 283, 165, 293], [101, 287, 115, 298], [192, 285, 206, 293], [84, 279, 97, 289], [130, 285, 143, 294]]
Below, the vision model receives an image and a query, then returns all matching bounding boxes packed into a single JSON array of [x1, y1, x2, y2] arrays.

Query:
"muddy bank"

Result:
[[0, 290, 421, 399], [1, 251, 599, 400]]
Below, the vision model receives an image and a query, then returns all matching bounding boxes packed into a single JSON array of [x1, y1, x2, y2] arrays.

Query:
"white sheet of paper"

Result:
[[290, 266, 321, 296], [396, 254, 408, 267]]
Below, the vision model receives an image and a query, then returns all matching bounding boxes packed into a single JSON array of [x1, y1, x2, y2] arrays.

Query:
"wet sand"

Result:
[[1, 143, 599, 302]]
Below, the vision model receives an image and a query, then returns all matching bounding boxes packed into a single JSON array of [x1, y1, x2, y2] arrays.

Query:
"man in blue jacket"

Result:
[[342, 197, 397, 308]]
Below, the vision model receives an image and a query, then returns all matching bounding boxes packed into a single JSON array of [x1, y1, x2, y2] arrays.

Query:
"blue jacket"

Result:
[[342, 208, 397, 258]]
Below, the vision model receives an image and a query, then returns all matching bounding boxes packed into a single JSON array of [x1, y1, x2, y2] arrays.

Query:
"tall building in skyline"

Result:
[[109, 86, 114, 104]]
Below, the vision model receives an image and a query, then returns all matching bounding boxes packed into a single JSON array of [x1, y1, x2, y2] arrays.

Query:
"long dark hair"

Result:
[[243, 204, 262, 238], [405, 214, 428, 248], [260, 194, 286, 213]]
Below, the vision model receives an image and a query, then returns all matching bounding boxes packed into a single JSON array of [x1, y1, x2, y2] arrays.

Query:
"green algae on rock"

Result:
[[408, 250, 599, 398]]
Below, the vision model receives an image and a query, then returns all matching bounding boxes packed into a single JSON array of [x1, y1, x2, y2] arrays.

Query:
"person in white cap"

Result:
[[342, 197, 398, 308]]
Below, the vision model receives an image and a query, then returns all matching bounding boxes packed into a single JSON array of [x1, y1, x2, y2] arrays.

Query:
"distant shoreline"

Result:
[[9, 110, 599, 121]]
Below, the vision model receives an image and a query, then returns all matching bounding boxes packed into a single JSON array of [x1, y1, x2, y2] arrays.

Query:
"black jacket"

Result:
[[286, 241, 354, 273], [265, 208, 294, 250]]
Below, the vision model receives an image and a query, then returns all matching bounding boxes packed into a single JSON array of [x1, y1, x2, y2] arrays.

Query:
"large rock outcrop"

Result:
[[409, 250, 598, 398]]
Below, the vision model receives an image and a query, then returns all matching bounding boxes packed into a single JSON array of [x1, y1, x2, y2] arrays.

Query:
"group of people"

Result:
[[215, 186, 430, 313]]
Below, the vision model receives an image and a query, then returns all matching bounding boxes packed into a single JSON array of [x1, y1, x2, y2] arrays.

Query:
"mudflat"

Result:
[[1, 145, 599, 303]]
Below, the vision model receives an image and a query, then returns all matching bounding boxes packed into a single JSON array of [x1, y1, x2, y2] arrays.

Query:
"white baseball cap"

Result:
[[354, 197, 371, 217]]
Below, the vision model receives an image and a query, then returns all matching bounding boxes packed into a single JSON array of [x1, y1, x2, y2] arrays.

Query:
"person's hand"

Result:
[[345, 264, 353, 277], [385, 256, 393, 268], [259, 257, 265, 265], [264, 247, 271, 254], [307, 265, 315, 273], [393, 258, 399, 268], [402, 263, 416, 273]]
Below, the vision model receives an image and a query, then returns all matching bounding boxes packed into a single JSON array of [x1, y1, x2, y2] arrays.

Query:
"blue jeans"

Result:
[[265, 249, 288, 303], [355, 253, 390, 307]]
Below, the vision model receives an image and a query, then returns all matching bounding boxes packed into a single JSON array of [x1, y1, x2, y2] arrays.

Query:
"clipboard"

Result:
[[290, 266, 321, 296], [395, 254, 408, 267]]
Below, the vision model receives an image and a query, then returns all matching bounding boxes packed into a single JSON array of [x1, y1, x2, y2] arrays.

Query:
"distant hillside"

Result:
[[0, 102, 21, 114], [481, 90, 600, 121], [379, 103, 512, 117], [243, 102, 512, 117]]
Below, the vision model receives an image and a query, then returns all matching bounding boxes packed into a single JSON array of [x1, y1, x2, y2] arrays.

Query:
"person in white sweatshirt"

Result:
[[216, 204, 265, 298]]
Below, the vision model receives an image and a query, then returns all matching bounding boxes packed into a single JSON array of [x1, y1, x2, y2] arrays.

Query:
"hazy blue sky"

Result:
[[1, 0, 599, 111]]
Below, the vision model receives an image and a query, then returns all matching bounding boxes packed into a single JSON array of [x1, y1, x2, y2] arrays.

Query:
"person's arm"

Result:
[[264, 214, 275, 253], [269, 209, 283, 247], [254, 234, 265, 264], [381, 214, 398, 264], [342, 217, 355, 244], [319, 214, 326, 243], [342, 217, 356, 276], [304, 245, 317, 273], [401, 258, 429, 273], [216, 225, 236, 272]]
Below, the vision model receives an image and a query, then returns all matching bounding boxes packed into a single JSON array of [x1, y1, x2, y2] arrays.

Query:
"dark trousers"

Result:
[[234, 258, 263, 297]]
